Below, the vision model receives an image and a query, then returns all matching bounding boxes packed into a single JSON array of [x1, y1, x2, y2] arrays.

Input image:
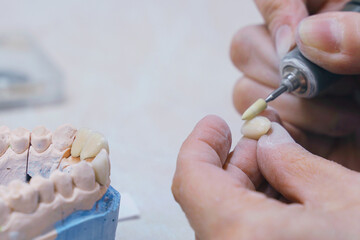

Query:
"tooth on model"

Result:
[[71, 128, 92, 157], [52, 124, 77, 151], [80, 132, 109, 160], [71, 161, 96, 191], [10, 127, 30, 154], [0, 126, 10, 157], [50, 170, 74, 198], [30, 175, 55, 203], [5, 180, 38, 214], [31, 126, 52, 153], [0, 198, 10, 225], [0, 200, 10, 225], [90, 149, 110, 185]]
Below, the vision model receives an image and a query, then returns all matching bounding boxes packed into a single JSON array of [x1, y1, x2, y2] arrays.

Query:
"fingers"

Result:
[[254, 0, 308, 58], [233, 76, 360, 136], [230, 25, 279, 87], [172, 115, 232, 235], [224, 137, 261, 188], [306, 0, 347, 14], [296, 12, 360, 74], [172, 115, 278, 238], [257, 122, 360, 208]]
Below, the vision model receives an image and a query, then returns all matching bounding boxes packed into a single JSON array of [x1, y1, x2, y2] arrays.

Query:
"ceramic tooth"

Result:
[[90, 149, 110, 185], [71, 128, 92, 157], [80, 132, 109, 160]]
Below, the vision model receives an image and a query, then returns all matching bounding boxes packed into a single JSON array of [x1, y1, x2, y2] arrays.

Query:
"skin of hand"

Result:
[[230, 0, 360, 170], [173, 1, 360, 239], [172, 114, 360, 240]]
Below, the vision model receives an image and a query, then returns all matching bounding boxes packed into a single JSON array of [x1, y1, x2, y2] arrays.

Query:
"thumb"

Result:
[[256, 123, 360, 208], [296, 12, 360, 74]]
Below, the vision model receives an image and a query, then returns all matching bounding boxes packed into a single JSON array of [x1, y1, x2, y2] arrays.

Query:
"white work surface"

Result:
[[0, 1, 262, 239]]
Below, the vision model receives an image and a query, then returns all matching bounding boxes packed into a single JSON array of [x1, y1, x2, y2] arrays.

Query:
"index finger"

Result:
[[254, 0, 308, 57]]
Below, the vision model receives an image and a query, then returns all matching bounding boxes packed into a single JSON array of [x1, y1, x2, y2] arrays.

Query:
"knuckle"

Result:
[[255, 0, 305, 34], [230, 25, 259, 69], [255, 0, 283, 26], [233, 77, 256, 113], [171, 174, 182, 203]]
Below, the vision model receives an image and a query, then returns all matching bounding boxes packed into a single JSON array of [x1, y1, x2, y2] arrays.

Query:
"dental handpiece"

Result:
[[265, 0, 360, 103]]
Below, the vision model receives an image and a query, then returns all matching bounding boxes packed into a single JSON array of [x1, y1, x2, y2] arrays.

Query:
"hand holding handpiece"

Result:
[[243, 0, 360, 117], [173, 1, 360, 239]]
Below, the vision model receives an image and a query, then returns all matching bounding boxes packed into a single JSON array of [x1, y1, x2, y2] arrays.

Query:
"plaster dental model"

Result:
[[0, 125, 120, 240]]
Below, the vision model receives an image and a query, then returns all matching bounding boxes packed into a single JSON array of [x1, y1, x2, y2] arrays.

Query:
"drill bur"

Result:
[[241, 98, 267, 120], [242, 84, 289, 121], [265, 84, 288, 103]]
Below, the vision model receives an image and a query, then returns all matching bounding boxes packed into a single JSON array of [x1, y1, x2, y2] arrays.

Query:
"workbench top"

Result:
[[0, 1, 261, 239]]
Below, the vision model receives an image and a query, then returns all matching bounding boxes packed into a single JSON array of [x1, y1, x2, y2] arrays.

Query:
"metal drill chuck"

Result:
[[279, 48, 339, 98], [277, 0, 360, 99]]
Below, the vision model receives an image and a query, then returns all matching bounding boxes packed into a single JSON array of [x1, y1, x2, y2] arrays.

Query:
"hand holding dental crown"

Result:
[[0, 124, 112, 239], [173, 0, 360, 239]]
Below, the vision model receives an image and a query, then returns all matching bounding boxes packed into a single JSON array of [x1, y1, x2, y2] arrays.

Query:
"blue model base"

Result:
[[54, 186, 120, 240]]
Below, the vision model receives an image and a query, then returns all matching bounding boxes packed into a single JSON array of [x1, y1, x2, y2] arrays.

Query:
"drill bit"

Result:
[[265, 84, 288, 103], [242, 83, 289, 120]]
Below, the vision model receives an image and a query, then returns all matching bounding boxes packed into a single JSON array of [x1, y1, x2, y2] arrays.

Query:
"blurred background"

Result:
[[0, 1, 262, 239]]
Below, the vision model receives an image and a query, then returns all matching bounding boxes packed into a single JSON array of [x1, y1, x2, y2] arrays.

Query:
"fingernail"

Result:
[[258, 123, 295, 148], [275, 25, 293, 59], [298, 17, 341, 53]]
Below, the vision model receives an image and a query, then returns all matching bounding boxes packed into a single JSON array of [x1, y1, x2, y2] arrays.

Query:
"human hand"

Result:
[[172, 115, 360, 240], [230, 0, 360, 169]]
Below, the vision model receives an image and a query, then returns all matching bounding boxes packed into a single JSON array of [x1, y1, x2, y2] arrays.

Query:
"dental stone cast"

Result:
[[0, 147, 27, 185], [242, 98, 267, 120], [71, 162, 96, 191], [10, 128, 30, 154], [30, 175, 55, 203], [31, 126, 52, 153], [5, 180, 38, 214], [0, 198, 10, 225], [0, 125, 112, 239], [52, 124, 77, 151], [0, 163, 103, 239], [241, 116, 271, 140], [0, 126, 10, 157], [28, 124, 76, 179], [50, 170, 74, 198]]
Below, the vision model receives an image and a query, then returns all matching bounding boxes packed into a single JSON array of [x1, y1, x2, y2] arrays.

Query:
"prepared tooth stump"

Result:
[[0, 125, 120, 240], [241, 116, 271, 140]]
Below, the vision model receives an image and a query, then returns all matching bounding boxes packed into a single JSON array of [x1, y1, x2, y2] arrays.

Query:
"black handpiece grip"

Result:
[[281, 48, 340, 97], [343, 0, 360, 11], [280, 1, 360, 98]]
